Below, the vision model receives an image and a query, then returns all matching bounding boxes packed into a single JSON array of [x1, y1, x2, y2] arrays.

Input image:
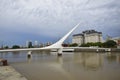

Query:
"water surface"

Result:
[[0, 51, 120, 80]]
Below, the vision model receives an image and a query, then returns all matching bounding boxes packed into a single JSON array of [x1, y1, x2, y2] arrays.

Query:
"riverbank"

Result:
[[0, 66, 27, 80], [74, 48, 120, 52]]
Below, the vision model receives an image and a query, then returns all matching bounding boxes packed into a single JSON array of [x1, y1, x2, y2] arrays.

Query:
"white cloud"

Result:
[[0, 0, 120, 43]]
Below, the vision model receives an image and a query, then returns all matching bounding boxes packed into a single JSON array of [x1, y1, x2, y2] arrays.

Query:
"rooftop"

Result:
[[73, 33, 83, 36], [82, 30, 102, 34], [73, 30, 102, 36]]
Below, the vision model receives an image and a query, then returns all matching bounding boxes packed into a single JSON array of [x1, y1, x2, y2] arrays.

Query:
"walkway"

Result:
[[0, 66, 27, 80]]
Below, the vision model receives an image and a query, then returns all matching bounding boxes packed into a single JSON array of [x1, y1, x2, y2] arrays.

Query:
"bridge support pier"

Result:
[[27, 51, 32, 58], [57, 48, 63, 56]]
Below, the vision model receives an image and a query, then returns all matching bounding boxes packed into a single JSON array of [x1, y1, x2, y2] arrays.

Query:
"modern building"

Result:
[[111, 37, 120, 48], [34, 41, 39, 47], [111, 37, 120, 44], [34, 41, 38, 46], [26, 40, 33, 48], [72, 30, 103, 45], [26, 41, 29, 47]]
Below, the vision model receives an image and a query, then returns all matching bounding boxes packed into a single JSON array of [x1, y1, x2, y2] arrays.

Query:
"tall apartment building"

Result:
[[72, 30, 103, 45], [26, 40, 33, 48]]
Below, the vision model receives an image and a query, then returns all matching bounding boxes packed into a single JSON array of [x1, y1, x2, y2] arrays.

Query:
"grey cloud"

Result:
[[0, 0, 120, 43]]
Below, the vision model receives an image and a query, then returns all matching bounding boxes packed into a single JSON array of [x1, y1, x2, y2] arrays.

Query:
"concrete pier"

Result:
[[0, 66, 27, 80], [57, 48, 63, 56]]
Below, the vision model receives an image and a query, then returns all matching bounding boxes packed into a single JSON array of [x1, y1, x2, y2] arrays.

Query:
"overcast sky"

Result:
[[0, 0, 120, 46]]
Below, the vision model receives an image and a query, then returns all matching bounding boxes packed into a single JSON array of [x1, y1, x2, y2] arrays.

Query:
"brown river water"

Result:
[[0, 51, 120, 80]]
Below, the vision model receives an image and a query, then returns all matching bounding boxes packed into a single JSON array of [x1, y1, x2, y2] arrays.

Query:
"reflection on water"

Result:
[[106, 53, 120, 63], [0, 51, 120, 80], [73, 52, 103, 71]]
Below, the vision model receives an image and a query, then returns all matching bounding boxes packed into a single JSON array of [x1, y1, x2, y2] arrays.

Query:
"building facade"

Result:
[[111, 37, 120, 45], [72, 30, 103, 45], [26, 40, 33, 48], [111, 37, 120, 48]]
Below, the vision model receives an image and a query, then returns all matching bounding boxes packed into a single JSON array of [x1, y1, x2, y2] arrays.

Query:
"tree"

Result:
[[80, 42, 103, 47], [95, 42, 103, 47], [4, 46, 9, 49], [103, 40, 117, 48], [80, 43, 89, 47], [12, 45, 20, 49], [69, 43, 78, 47]]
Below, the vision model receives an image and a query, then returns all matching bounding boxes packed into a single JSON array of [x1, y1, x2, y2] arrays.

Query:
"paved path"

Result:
[[0, 66, 27, 80]]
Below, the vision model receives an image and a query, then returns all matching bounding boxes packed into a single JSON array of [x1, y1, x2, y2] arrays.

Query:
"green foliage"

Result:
[[12, 45, 20, 49], [80, 42, 103, 47], [80, 43, 89, 47], [103, 40, 117, 48], [80, 40, 117, 48], [4, 46, 9, 49], [69, 43, 78, 47]]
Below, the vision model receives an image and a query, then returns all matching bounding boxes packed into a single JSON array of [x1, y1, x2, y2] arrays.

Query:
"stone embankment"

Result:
[[0, 66, 27, 80], [74, 48, 120, 52]]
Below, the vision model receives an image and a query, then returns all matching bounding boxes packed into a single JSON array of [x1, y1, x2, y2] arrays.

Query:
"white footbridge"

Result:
[[0, 23, 80, 56], [0, 23, 111, 56]]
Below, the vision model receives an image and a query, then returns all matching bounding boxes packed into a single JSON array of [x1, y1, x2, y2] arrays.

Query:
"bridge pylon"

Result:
[[44, 23, 80, 56]]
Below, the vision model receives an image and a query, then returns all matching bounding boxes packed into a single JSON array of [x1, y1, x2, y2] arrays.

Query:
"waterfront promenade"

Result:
[[0, 66, 27, 80]]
